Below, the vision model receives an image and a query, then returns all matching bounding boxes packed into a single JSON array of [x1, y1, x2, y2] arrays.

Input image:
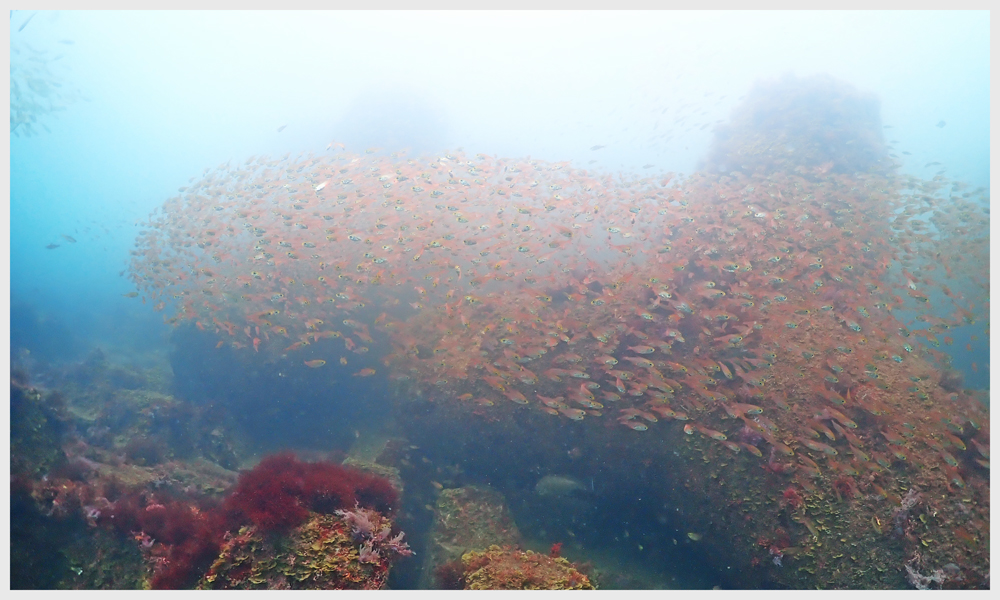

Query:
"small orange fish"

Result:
[[353, 368, 376, 377], [558, 407, 586, 420], [252, 337, 260, 352], [340, 357, 348, 365], [504, 389, 529, 404], [628, 345, 656, 354], [696, 425, 727, 441], [304, 359, 326, 368], [740, 443, 763, 457]]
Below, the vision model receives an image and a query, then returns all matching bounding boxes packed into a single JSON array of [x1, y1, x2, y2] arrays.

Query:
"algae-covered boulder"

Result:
[[460, 545, 594, 590], [421, 485, 522, 588], [199, 510, 411, 590]]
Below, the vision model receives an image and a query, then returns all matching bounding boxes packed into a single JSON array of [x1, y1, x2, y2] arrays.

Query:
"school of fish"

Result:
[[10, 37, 82, 138], [128, 146, 989, 505]]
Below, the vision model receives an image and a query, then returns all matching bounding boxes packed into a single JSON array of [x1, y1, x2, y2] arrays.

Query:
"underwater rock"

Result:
[[122, 435, 169, 466], [342, 457, 404, 497], [458, 544, 595, 590], [421, 486, 522, 589], [198, 511, 410, 590], [10, 376, 70, 478], [701, 73, 888, 176], [10, 302, 85, 361]]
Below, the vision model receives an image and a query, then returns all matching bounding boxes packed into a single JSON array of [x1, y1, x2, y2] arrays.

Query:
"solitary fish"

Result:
[[18, 12, 37, 33], [61, 234, 77, 243], [304, 359, 326, 368], [45, 243, 60, 249], [277, 124, 287, 132], [535, 474, 587, 496], [590, 145, 606, 151]]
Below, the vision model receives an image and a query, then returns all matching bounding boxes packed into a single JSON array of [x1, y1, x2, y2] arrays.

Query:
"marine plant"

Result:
[[222, 451, 399, 531], [82, 451, 403, 588]]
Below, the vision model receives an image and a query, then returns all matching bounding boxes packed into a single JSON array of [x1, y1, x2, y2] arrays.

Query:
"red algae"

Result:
[[223, 451, 398, 532], [74, 451, 404, 589]]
